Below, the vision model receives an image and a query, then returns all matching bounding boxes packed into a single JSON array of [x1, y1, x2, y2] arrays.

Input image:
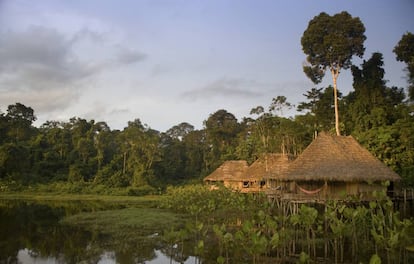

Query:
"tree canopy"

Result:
[[301, 11, 366, 135], [394, 32, 414, 100], [1, 12, 413, 191]]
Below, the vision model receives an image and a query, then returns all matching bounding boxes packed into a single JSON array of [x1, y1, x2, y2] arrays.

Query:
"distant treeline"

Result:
[[0, 52, 413, 190]]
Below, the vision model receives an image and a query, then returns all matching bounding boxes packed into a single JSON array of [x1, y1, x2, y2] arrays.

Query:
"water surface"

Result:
[[0, 200, 195, 264]]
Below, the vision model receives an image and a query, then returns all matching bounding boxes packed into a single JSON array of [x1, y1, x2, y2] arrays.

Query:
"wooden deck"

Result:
[[391, 188, 414, 202], [264, 188, 414, 204], [263, 188, 414, 217]]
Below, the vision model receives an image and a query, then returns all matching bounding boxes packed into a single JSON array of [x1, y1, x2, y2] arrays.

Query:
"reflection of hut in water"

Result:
[[204, 160, 249, 191], [272, 132, 401, 201]]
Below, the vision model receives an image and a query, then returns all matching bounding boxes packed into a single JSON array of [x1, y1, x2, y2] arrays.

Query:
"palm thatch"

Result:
[[245, 153, 292, 180], [283, 132, 400, 182], [204, 160, 249, 182]]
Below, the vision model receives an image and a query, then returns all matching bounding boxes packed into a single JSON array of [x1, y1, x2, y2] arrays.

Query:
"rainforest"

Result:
[[1, 10, 414, 264]]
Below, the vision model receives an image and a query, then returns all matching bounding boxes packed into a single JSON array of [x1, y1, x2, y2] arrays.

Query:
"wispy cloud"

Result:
[[115, 46, 147, 65], [181, 77, 265, 100]]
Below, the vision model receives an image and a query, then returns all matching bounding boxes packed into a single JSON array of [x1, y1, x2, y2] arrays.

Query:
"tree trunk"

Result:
[[123, 151, 127, 174], [331, 68, 340, 136]]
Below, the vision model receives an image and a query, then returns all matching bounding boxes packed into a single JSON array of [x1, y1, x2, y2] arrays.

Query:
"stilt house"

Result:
[[271, 132, 401, 201], [204, 132, 400, 201]]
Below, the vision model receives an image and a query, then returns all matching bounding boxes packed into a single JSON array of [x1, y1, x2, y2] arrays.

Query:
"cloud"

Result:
[[0, 25, 146, 115], [150, 64, 170, 76], [0, 26, 87, 84], [115, 46, 147, 65], [181, 77, 264, 100], [83, 102, 131, 123], [70, 28, 105, 44], [1, 87, 80, 114]]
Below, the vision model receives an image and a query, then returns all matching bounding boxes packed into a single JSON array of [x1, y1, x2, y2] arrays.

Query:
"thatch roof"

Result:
[[204, 160, 249, 182], [282, 132, 400, 182], [245, 153, 292, 180]]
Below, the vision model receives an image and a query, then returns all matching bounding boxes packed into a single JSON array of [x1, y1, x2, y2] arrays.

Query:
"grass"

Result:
[[0, 180, 160, 197], [0, 191, 186, 248], [0, 192, 161, 207], [60, 207, 185, 239]]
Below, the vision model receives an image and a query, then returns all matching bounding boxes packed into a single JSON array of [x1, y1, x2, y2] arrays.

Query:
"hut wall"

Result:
[[326, 182, 348, 199], [268, 179, 290, 190], [326, 182, 388, 200], [346, 182, 359, 196], [270, 180, 393, 201], [358, 182, 387, 199], [324, 182, 362, 199], [224, 181, 242, 190]]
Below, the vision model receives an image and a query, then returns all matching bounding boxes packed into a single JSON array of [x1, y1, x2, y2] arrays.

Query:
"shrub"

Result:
[[127, 185, 156, 196]]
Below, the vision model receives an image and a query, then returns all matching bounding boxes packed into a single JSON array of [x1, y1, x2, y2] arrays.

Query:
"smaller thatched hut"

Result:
[[204, 154, 294, 193], [278, 132, 401, 201], [203, 160, 249, 191], [244, 154, 293, 193]]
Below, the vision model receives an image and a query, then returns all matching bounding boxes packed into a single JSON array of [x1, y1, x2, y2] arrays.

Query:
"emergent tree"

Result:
[[393, 32, 414, 100], [301, 11, 366, 135]]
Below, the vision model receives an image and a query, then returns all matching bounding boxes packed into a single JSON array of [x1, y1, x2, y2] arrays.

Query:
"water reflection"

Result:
[[16, 249, 196, 264], [0, 200, 195, 264]]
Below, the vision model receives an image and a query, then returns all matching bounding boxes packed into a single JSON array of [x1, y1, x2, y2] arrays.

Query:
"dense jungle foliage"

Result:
[[160, 185, 414, 264], [1, 30, 414, 192]]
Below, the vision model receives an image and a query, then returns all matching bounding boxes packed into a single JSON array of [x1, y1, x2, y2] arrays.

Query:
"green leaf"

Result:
[[369, 254, 381, 264]]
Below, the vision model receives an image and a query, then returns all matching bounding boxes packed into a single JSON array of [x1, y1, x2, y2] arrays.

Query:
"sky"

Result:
[[0, 0, 413, 132]]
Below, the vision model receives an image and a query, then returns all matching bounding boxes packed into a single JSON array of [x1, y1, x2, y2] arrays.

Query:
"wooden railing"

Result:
[[389, 188, 414, 201]]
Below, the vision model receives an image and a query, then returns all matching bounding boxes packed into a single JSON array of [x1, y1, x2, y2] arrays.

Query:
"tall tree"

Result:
[[121, 119, 160, 187], [393, 32, 414, 100], [301, 11, 366, 135], [297, 86, 339, 132], [182, 129, 205, 177], [6, 103, 36, 125], [165, 122, 194, 141], [0, 112, 9, 145], [249, 106, 273, 154], [155, 122, 196, 183], [269, 96, 292, 116], [204, 109, 240, 164], [347, 52, 405, 133], [6, 103, 37, 142]]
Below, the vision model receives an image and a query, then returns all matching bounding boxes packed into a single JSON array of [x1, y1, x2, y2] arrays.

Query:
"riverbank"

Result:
[[0, 193, 189, 264], [0, 192, 160, 203]]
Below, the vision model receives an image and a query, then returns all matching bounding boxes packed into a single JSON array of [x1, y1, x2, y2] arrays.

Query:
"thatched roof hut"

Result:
[[245, 153, 292, 180], [204, 160, 249, 183], [204, 133, 400, 199], [283, 132, 400, 182], [204, 154, 294, 193]]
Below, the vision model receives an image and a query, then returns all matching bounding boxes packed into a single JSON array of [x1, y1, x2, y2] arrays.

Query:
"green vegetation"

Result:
[[0, 198, 186, 264], [1, 10, 413, 264], [161, 185, 414, 263], [1, 184, 413, 263], [0, 192, 160, 206], [301, 11, 366, 135], [1, 19, 413, 190], [394, 32, 414, 100], [61, 207, 184, 239]]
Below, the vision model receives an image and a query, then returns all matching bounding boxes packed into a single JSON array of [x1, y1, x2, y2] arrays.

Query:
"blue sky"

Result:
[[0, 0, 413, 131]]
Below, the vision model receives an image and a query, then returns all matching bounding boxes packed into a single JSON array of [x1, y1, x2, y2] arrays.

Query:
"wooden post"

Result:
[[324, 203, 328, 260]]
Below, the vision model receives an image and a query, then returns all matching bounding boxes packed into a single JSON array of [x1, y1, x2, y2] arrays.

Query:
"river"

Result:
[[0, 199, 197, 264]]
